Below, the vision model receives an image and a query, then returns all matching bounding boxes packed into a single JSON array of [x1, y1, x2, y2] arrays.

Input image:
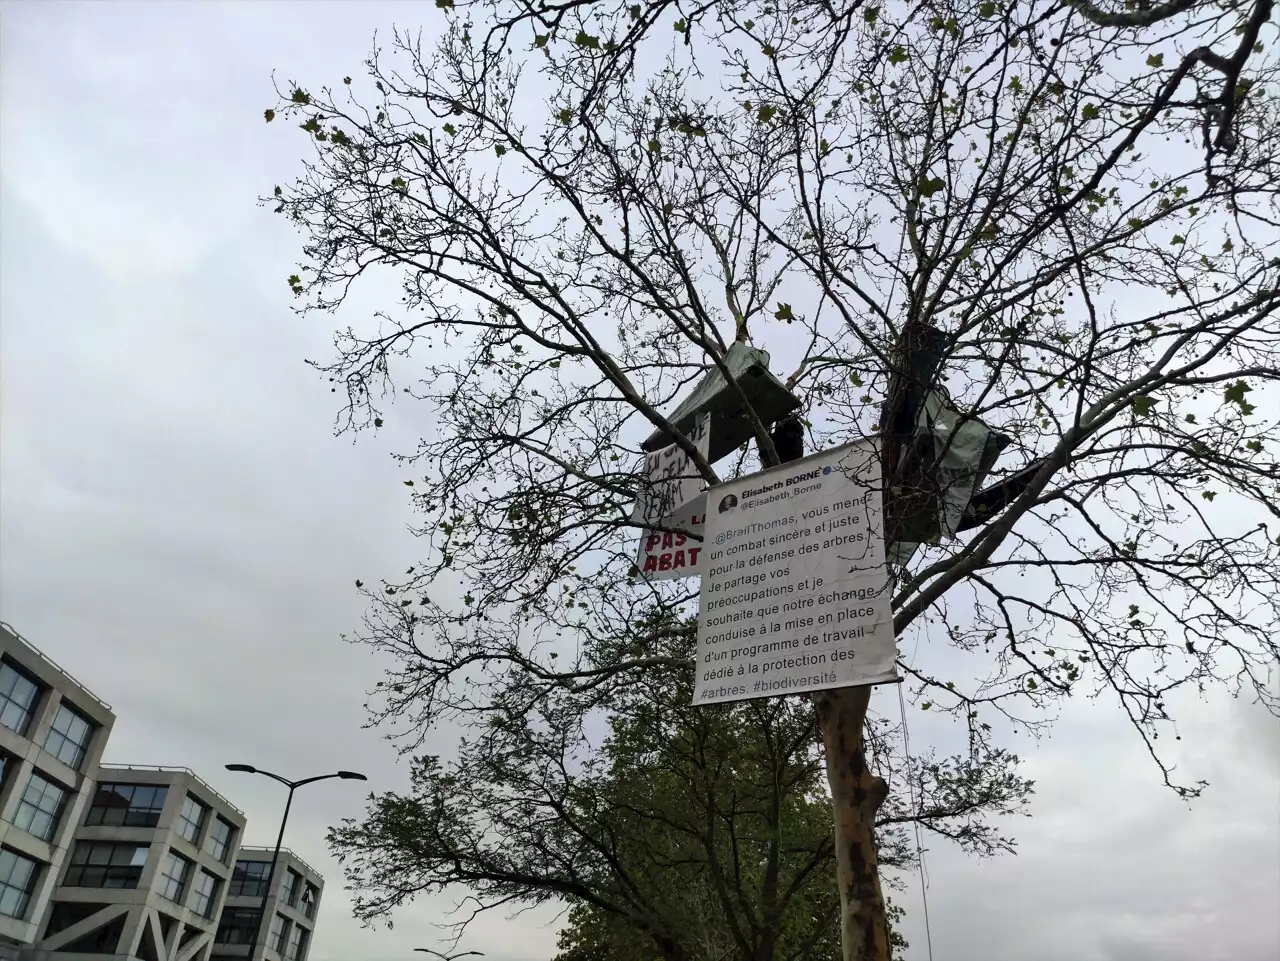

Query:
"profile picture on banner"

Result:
[[718, 493, 739, 514]]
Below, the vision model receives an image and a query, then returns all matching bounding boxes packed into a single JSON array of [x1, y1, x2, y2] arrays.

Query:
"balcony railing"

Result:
[[237, 845, 322, 881], [0, 620, 113, 712]]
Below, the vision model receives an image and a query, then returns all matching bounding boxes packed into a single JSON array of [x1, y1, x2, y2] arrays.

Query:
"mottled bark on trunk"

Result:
[[816, 686, 891, 961]]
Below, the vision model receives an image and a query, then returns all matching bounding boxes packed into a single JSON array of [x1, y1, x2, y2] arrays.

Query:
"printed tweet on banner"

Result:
[[693, 438, 898, 704]]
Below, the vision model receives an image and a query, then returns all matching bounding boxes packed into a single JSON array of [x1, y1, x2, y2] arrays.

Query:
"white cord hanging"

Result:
[[897, 682, 936, 961]]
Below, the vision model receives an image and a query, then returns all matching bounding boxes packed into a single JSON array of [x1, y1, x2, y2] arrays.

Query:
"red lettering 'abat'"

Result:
[[641, 546, 701, 575]]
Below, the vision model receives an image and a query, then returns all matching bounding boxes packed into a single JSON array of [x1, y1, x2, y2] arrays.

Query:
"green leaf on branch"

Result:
[[757, 104, 777, 123], [674, 19, 686, 33], [1201, 491, 1217, 501], [1146, 53, 1164, 68], [574, 31, 600, 49], [556, 108, 573, 124], [263, 109, 276, 123], [1131, 395, 1157, 418], [774, 303, 794, 323], [1082, 103, 1100, 121], [290, 88, 311, 105], [1224, 380, 1255, 415], [979, 1, 997, 16], [863, 7, 879, 22], [888, 45, 908, 65], [443, 123, 457, 136], [534, 35, 549, 48], [495, 144, 506, 156], [918, 175, 945, 198], [1246, 440, 1262, 453]]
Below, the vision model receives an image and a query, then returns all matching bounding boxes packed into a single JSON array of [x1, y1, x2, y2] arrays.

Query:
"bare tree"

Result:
[[268, 0, 1280, 958]]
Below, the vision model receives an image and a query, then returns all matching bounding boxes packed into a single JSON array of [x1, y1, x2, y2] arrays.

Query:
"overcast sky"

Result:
[[1, 3, 1277, 961]]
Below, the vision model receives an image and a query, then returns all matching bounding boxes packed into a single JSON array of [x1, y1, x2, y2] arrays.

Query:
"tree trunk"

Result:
[[815, 686, 891, 961]]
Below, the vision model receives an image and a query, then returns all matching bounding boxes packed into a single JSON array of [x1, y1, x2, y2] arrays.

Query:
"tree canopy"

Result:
[[329, 616, 1031, 961], [269, 0, 1280, 955]]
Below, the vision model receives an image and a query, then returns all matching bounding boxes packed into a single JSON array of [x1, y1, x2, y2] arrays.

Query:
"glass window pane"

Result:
[[205, 818, 233, 863], [43, 703, 94, 770], [65, 843, 149, 890], [176, 795, 208, 843], [0, 663, 40, 736], [86, 783, 168, 828], [14, 772, 68, 842], [0, 847, 41, 919]]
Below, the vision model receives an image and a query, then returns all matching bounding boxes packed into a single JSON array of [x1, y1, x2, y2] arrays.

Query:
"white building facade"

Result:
[[0, 624, 323, 961]]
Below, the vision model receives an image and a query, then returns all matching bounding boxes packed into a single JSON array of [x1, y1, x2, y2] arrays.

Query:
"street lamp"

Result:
[[225, 764, 368, 959], [414, 951, 485, 960]]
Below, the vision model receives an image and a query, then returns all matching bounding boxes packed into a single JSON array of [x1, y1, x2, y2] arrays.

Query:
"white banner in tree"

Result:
[[635, 497, 706, 580], [633, 414, 710, 581], [693, 439, 897, 704]]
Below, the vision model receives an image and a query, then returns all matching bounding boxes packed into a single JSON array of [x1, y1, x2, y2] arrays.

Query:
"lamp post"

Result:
[[414, 951, 485, 960], [225, 764, 367, 959]]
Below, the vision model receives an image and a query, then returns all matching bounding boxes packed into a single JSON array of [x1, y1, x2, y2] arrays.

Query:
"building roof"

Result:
[[95, 762, 246, 819], [236, 845, 323, 880]]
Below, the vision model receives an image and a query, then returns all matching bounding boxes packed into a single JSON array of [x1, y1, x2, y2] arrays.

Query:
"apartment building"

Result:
[[0, 622, 116, 949], [212, 849, 322, 961], [0, 624, 324, 961], [36, 766, 247, 961]]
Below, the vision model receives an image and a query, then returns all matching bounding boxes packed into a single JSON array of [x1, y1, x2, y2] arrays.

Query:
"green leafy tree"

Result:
[[270, 0, 1280, 958], [329, 617, 1030, 961]]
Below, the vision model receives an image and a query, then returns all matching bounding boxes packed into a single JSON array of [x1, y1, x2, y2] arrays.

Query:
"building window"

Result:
[[84, 783, 169, 828], [42, 702, 94, 770], [269, 914, 290, 954], [229, 860, 271, 898], [14, 770, 69, 842], [44, 901, 106, 939], [301, 883, 318, 920], [175, 794, 209, 844], [280, 868, 301, 906], [0, 848, 41, 920], [190, 868, 220, 919], [285, 923, 307, 961], [64, 841, 149, 889], [0, 661, 40, 736], [205, 817, 235, 864], [158, 850, 191, 903], [215, 906, 261, 945]]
